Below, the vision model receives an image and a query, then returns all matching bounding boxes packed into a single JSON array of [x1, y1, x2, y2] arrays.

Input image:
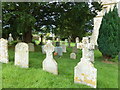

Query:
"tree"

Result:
[[97, 6, 120, 60], [2, 2, 102, 43]]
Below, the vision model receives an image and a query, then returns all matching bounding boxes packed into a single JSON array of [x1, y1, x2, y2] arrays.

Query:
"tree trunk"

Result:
[[39, 35, 43, 45], [23, 30, 32, 43], [103, 54, 112, 61]]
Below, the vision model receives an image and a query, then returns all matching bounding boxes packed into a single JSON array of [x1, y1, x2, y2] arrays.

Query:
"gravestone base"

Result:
[[43, 58, 58, 75], [74, 58, 97, 88], [15, 63, 29, 68]]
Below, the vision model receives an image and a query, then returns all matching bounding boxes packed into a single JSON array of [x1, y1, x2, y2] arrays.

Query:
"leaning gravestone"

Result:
[[74, 37, 97, 88], [28, 43, 35, 52], [70, 53, 76, 59], [15, 42, 29, 68], [42, 40, 58, 75], [61, 42, 66, 53], [0, 38, 9, 63]]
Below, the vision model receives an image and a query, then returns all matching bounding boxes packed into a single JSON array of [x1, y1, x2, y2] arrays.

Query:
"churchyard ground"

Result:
[[2, 45, 118, 88]]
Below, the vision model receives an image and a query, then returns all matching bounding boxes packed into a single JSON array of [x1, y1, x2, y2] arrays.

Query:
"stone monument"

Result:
[[0, 38, 9, 63], [70, 53, 76, 59], [8, 33, 14, 43], [42, 40, 58, 75], [61, 42, 66, 53], [28, 43, 35, 52], [74, 37, 97, 88], [15, 42, 29, 68]]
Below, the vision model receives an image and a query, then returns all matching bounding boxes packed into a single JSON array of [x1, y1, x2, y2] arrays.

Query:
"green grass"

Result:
[[2, 46, 118, 88]]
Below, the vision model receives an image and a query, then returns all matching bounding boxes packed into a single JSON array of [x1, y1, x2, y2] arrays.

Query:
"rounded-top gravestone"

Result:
[[0, 38, 9, 63], [15, 42, 29, 68]]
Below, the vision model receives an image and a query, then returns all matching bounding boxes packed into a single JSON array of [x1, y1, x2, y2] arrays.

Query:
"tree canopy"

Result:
[[2, 2, 102, 42], [97, 6, 120, 59]]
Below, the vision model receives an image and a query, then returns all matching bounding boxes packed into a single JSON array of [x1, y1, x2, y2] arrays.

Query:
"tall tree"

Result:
[[97, 6, 120, 60], [2, 2, 102, 43]]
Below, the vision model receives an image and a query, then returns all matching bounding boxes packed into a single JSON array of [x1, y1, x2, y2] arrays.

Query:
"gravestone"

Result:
[[76, 37, 79, 43], [56, 42, 60, 47], [75, 37, 79, 47], [65, 39, 68, 43], [15, 42, 29, 68], [42, 40, 58, 75], [77, 37, 94, 62], [61, 42, 66, 53], [54, 47, 63, 57], [74, 37, 97, 88], [70, 53, 76, 59], [28, 43, 35, 52], [42, 45, 45, 54], [0, 38, 9, 63], [72, 46, 78, 54], [8, 33, 14, 43]]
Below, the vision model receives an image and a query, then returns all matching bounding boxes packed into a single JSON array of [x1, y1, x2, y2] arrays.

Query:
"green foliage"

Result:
[[2, 46, 118, 88], [97, 6, 120, 58], [2, 2, 102, 40]]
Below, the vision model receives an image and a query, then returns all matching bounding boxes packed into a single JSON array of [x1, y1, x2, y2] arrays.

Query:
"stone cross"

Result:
[[0, 38, 9, 63], [77, 37, 94, 62], [15, 42, 29, 68], [8, 33, 14, 43], [74, 37, 97, 88], [42, 40, 58, 75]]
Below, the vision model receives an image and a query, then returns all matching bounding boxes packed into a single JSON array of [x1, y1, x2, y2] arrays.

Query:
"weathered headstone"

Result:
[[0, 38, 9, 63], [28, 43, 35, 52], [56, 42, 60, 47], [70, 53, 76, 59], [8, 33, 14, 43], [76, 37, 79, 43], [15, 42, 29, 68], [61, 42, 66, 53], [72, 46, 78, 54], [56, 37, 60, 42], [65, 39, 68, 43], [43, 40, 58, 75], [74, 37, 97, 88], [77, 37, 94, 62], [54, 47, 63, 57], [42, 45, 45, 54], [74, 58, 97, 88]]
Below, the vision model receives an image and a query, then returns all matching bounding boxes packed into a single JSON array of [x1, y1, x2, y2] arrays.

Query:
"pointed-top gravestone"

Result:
[[42, 40, 58, 75], [15, 42, 29, 68], [0, 38, 9, 63]]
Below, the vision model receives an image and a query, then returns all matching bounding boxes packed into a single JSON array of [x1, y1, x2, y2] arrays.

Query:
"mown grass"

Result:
[[2, 45, 118, 88]]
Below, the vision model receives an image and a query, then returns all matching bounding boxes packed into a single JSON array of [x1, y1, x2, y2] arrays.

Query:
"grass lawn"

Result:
[[2, 45, 118, 88]]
